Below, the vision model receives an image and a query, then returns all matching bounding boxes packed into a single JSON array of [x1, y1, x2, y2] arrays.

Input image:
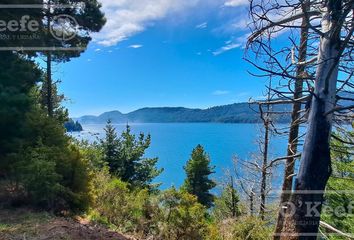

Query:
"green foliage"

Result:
[[230, 216, 272, 240], [101, 120, 119, 169], [91, 168, 151, 233], [77, 140, 105, 170], [0, 52, 92, 213], [39, 77, 68, 122], [101, 121, 163, 189], [156, 187, 209, 240], [207, 217, 272, 240], [182, 145, 216, 208], [64, 119, 83, 132], [18, 144, 62, 207], [12, 110, 93, 212], [321, 124, 354, 239], [40, 0, 106, 62], [0, 52, 41, 171], [91, 173, 209, 240], [213, 184, 241, 221]]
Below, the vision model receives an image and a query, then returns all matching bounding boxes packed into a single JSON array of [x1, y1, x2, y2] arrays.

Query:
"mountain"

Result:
[[76, 102, 292, 124]]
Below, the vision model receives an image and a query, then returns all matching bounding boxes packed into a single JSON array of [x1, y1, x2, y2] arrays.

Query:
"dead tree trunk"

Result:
[[281, 1, 342, 239], [260, 116, 269, 220], [274, 2, 310, 238], [259, 77, 272, 220]]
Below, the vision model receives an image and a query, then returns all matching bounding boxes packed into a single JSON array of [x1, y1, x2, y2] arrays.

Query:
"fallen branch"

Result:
[[320, 221, 354, 239]]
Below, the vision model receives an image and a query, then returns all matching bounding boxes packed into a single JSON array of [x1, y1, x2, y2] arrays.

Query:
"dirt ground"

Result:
[[0, 208, 133, 240]]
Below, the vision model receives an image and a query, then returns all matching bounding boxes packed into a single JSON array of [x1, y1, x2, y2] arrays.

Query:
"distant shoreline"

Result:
[[75, 103, 292, 124]]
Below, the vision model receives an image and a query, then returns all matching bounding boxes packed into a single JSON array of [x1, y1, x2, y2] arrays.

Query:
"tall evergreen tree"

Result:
[[101, 120, 119, 168], [0, 52, 92, 211], [0, 1, 106, 117], [0, 52, 41, 174], [182, 145, 216, 208], [101, 122, 163, 189], [40, 0, 106, 116]]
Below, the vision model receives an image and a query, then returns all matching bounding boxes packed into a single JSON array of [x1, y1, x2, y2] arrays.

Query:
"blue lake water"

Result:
[[71, 123, 290, 189]]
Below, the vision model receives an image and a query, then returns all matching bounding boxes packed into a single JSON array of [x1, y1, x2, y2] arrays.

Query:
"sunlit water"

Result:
[[70, 123, 290, 190]]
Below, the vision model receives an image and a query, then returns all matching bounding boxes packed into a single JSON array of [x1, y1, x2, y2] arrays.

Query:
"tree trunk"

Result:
[[46, 1, 53, 117], [250, 189, 255, 216], [260, 78, 272, 220], [280, 1, 341, 239], [230, 176, 237, 218], [46, 52, 53, 117], [274, 2, 309, 238], [260, 118, 269, 220]]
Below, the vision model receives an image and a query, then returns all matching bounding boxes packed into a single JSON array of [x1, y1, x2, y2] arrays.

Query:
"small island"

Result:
[[64, 119, 83, 132]]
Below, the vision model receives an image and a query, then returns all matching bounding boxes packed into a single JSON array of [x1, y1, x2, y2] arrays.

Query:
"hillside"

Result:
[[77, 102, 292, 124]]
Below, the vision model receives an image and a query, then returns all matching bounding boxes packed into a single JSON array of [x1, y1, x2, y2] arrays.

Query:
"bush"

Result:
[[19, 145, 62, 208], [3, 110, 93, 213], [91, 169, 150, 233], [208, 216, 272, 240], [155, 187, 209, 240]]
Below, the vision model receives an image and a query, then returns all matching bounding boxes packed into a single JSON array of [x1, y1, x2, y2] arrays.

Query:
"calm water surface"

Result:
[[71, 123, 289, 189]]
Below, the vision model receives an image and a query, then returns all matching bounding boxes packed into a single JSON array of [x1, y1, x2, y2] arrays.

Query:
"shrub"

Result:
[[3, 110, 93, 213], [15, 142, 92, 213], [155, 187, 209, 240], [91, 169, 150, 233], [208, 216, 272, 240]]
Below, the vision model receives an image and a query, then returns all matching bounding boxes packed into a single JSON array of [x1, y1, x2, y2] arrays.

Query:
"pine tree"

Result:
[[0, 52, 41, 173], [41, 0, 106, 116], [101, 120, 119, 169], [182, 144, 216, 208], [101, 123, 163, 189]]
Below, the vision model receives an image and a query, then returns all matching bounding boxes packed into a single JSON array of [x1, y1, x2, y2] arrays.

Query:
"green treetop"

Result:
[[101, 121, 163, 189], [182, 144, 216, 208]]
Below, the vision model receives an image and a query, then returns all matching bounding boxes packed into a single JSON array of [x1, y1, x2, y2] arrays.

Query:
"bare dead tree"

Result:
[[232, 156, 258, 216], [274, 1, 311, 238], [259, 80, 272, 220], [232, 120, 280, 220], [246, 0, 354, 238]]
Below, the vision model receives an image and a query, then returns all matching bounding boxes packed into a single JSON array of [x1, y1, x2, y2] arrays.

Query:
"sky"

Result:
[[55, 0, 272, 117]]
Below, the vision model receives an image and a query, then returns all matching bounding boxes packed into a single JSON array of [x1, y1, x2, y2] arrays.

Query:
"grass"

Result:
[[0, 208, 52, 239]]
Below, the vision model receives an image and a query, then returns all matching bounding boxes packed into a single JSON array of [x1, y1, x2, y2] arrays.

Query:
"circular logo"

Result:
[[50, 15, 78, 41]]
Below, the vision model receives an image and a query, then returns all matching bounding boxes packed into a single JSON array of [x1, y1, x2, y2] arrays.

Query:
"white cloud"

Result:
[[224, 0, 248, 7], [196, 22, 208, 29], [213, 90, 230, 95], [230, 18, 249, 31], [95, 48, 101, 52], [213, 42, 241, 56], [129, 44, 143, 49], [213, 33, 250, 55], [94, 0, 201, 46]]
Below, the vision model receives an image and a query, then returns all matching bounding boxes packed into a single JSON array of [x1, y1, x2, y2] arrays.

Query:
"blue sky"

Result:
[[55, 0, 271, 117]]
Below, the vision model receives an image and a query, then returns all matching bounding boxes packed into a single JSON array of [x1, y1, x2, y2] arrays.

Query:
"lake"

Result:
[[71, 123, 290, 189]]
